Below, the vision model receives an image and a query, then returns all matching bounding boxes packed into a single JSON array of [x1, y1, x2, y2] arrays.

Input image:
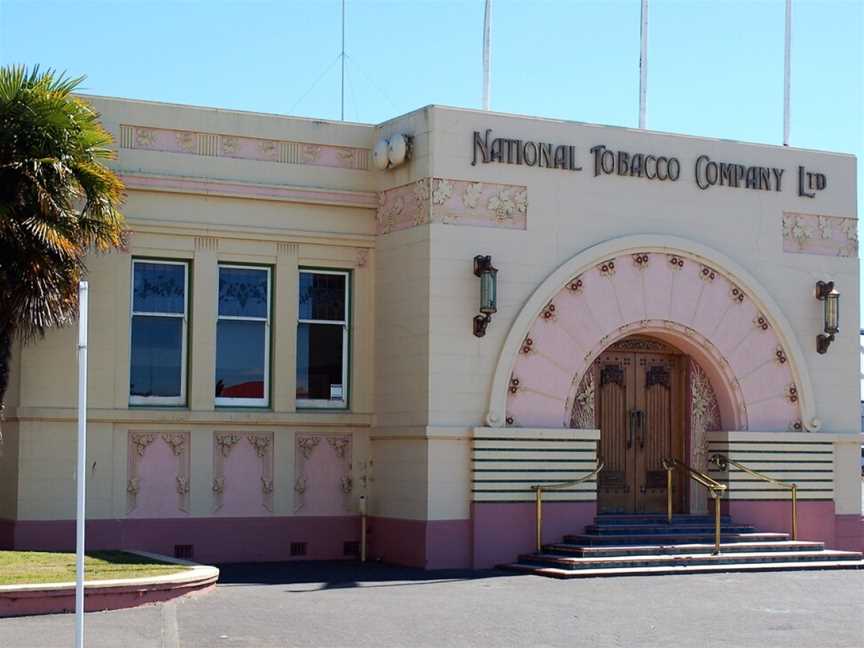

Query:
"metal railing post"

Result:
[[535, 486, 543, 553], [713, 490, 721, 554], [666, 466, 673, 523], [792, 484, 798, 541]]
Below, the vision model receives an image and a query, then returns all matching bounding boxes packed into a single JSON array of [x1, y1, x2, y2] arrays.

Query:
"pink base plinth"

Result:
[[722, 500, 864, 551], [472, 501, 596, 569], [5, 517, 361, 563], [367, 517, 472, 569], [0, 577, 215, 619]]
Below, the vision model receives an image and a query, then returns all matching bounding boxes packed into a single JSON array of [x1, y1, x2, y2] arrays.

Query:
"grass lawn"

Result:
[[0, 551, 188, 586]]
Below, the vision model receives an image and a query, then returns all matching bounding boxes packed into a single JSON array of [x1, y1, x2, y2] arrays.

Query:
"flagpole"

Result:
[[340, 0, 346, 121], [482, 0, 492, 110], [639, 0, 648, 129], [783, 0, 791, 145], [74, 281, 88, 648]]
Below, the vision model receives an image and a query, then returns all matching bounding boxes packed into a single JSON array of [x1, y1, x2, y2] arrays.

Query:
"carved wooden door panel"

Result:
[[595, 345, 684, 514], [596, 352, 636, 513], [634, 354, 683, 513]]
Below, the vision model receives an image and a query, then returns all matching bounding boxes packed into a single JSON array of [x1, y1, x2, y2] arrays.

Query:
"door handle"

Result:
[[636, 410, 646, 449], [627, 410, 635, 449]]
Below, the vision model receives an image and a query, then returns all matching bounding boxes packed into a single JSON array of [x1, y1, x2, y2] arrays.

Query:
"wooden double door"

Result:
[[594, 344, 685, 514]]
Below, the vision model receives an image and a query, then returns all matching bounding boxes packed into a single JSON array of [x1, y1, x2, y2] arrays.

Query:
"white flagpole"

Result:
[[639, 0, 648, 129], [482, 0, 492, 110], [783, 0, 792, 146], [74, 281, 88, 648]]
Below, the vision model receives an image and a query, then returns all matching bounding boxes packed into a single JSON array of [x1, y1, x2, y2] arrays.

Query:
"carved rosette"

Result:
[[689, 360, 721, 514]]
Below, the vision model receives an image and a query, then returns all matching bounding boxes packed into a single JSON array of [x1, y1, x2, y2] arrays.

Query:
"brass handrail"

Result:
[[662, 457, 727, 554], [530, 460, 604, 553], [710, 453, 798, 540]]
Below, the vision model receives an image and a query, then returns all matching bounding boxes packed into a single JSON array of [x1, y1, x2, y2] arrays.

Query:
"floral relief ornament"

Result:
[[131, 432, 156, 456], [782, 213, 815, 249], [176, 476, 190, 495], [341, 475, 353, 494], [176, 131, 197, 153], [126, 478, 140, 495], [294, 476, 307, 495], [487, 187, 527, 221], [431, 179, 453, 205], [134, 128, 155, 148], [297, 436, 320, 459], [247, 434, 271, 458], [216, 433, 241, 458], [462, 182, 484, 209], [261, 477, 274, 495], [327, 437, 350, 460], [212, 477, 225, 494], [161, 433, 186, 456], [221, 136, 239, 155]]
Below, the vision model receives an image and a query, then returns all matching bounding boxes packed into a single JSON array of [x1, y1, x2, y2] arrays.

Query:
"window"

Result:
[[215, 265, 271, 407], [297, 270, 349, 408], [130, 260, 188, 405]]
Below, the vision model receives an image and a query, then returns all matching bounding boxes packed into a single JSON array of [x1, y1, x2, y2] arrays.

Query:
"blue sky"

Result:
[[2, 0, 862, 305]]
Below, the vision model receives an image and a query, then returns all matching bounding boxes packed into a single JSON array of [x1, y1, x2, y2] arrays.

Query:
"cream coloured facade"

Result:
[[0, 96, 860, 568]]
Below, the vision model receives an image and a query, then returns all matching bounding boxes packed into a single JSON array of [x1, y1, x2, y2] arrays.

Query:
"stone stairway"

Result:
[[503, 514, 864, 578]]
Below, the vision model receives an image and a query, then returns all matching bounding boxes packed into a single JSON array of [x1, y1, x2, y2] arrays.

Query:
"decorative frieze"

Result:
[[376, 178, 528, 234], [783, 212, 858, 257]]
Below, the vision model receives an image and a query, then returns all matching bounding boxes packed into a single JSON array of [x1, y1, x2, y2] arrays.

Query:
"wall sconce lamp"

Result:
[[815, 280, 840, 354], [473, 255, 498, 337]]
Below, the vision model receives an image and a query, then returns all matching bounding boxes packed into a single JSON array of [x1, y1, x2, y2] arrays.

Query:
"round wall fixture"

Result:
[[372, 138, 390, 170], [387, 134, 408, 167]]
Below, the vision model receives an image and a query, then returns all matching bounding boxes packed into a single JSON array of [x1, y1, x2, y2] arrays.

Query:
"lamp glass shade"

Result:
[[824, 290, 840, 335], [480, 268, 497, 314]]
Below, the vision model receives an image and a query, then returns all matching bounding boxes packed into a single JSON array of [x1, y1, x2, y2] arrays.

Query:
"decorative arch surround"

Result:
[[487, 235, 816, 432]]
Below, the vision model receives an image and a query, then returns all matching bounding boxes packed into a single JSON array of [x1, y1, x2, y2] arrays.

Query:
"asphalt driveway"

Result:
[[0, 562, 862, 647]]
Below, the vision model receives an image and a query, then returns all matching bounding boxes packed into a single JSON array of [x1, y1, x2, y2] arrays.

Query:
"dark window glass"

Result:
[[218, 267, 269, 318], [130, 317, 183, 397], [133, 262, 185, 314], [299, 273, 346, 321], [215, 320, 266, 400], [296, 323, 344, 401]]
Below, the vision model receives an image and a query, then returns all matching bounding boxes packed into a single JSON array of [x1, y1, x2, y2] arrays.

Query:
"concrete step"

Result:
[[585, 524, 756, 535], [501, 558, 864, 579], [564, 531, 790, 545], [516, 549, 863, 572], [543, 540, 826, 557], [594, 514, 733, 525]]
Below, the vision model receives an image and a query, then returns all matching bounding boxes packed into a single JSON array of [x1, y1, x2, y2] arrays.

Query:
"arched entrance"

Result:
[[573, 335, 722, 514]]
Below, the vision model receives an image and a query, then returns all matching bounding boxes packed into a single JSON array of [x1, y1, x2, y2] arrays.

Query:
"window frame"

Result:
[[296, 268, 350, 410], [214, 263, 272, 408], [129, 258, 189, 407]]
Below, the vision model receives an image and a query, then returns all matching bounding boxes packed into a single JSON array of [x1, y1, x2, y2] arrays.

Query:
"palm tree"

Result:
[[0, 66, 126, 434]]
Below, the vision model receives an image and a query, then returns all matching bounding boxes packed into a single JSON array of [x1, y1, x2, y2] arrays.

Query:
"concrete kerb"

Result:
[[0, 550, 219, 618]]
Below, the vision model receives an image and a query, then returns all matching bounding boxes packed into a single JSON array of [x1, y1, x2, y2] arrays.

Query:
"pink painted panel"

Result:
[[739, 361, 794, 405], [506, 390, 567, 428], [783, 212, 858, 257], [834, 514, 864, 552], [725, 500, 836, 546], [512, 351, 574, 401], [643, 255, 675, 320], [218, 439, 268, 517], [726, 329, 777, 378], [368, 517, 426, 567], [613, 256, 647, 323], [711, 300, 760, 357], [745, 397, 800, 431], [426, 520, 472, 569], [527, 313, 585, 364], [580, 268, 623, 333], [668, 262, 704, 325], [690, 272, 734, 339], [554, 289, 603, 356], [12, 517, 361, 563], [130, 436, 188, 519], [472, 502, 595, 569], [295, 436, 352, 516], [377, 180, 429, 234]]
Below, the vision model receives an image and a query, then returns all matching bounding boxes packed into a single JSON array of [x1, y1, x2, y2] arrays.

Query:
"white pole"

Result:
[[482, 0, 492, 110], [74, 281, 88, 648], [340, 0, 346, 121], [783, 0, 792, 146], [639, 0, 648, 129]]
